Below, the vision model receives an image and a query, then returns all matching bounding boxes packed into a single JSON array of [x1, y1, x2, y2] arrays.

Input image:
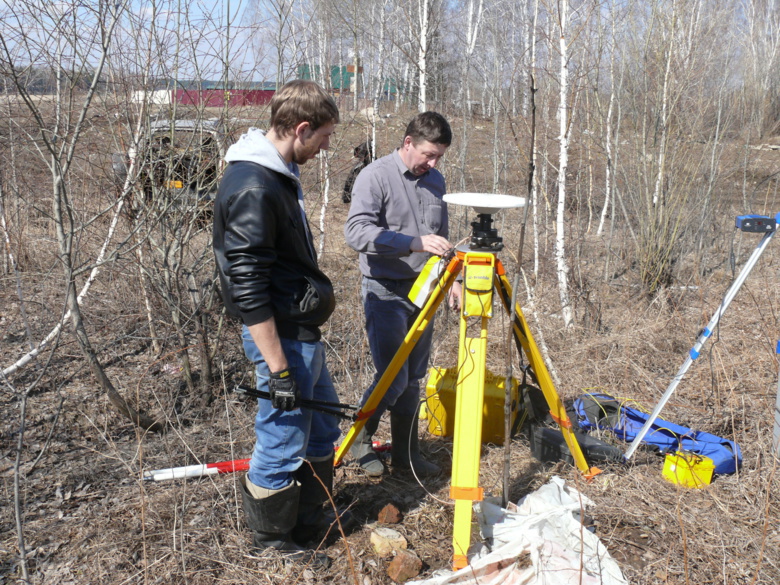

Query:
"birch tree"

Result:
[[416, 0, 431, 111], [400, 0, 442, 111], [741, 0, 780, 139], [530, 0, 541, 278], [596, 0, 618, 237], [554, 0, 574, 327], [370, 0, 392, 150], [247, 0, 298, 85], [456, 0, 485, 190]]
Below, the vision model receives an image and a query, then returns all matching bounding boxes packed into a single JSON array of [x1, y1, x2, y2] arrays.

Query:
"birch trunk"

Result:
[[372, 0, 389, 154], [317, 6, 330, 255], [417, 0, 429, 112], [555, 0, 574, 328], [651, 0, 678, 214], [458, 0, 485, 190], [492, 39, 501, 192], [530, 0, 540, 278], [318, 154, 331, 256], [596, 7, 616, 237]]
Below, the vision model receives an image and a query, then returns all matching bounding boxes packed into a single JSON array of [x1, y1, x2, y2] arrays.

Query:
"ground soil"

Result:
[[2, 101, 780, 584]]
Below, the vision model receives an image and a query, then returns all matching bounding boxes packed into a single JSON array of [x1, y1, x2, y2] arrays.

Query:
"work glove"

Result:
[[269, 368, 299, 411]]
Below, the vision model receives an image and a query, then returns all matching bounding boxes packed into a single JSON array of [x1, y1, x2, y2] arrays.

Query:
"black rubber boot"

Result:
[[390, 412, 441, 477], [349, 418, 384, 477], [240, 475, 330, 569], [292, 454, 355, 545]]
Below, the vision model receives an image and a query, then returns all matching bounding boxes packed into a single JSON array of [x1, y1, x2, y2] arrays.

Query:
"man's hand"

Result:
[[410, 234, 452, 256], [269, 368, 299, 411]]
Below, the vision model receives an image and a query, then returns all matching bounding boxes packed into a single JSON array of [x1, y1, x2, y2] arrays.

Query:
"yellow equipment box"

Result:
[[424, 367, 520, 444], [662, 451, 714, 488]]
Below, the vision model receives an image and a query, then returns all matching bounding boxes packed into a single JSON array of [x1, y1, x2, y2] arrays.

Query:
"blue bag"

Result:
[[573, 393, 742, 474]]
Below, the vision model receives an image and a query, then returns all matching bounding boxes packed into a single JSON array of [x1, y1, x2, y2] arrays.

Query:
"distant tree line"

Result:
[[0, 64, 106, 93]]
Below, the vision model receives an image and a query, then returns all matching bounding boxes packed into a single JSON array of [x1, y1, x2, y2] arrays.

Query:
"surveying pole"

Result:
[[625, 213, 779, 460], [141, 443, 393, 482]]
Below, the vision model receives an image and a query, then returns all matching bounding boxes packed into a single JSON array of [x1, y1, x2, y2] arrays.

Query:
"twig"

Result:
[[503, 271, 520, 508], [26, 392, 66, 476], [676, 493, 690, 585], [0, 179, 34, 351], [10, 381, 30, 585], [519, 268, 563, 388], [750, 454, 780, 584], [303, 459, 359, 585]]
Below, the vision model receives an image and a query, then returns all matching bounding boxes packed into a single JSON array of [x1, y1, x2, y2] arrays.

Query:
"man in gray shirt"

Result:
[[344, 112, 460, 477]]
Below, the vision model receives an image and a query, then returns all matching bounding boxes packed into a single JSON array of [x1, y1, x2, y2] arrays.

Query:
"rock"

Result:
[[387, 549, 422, 583], [378, 503, 403, 524], [370, 526, 408, 557]]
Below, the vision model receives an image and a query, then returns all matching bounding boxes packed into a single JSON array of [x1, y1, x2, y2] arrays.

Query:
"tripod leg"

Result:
[[449, 252, 495, 570], [494, 266, 599, 477], [334, 256, 462, 466], [450, 317, 488, 569]]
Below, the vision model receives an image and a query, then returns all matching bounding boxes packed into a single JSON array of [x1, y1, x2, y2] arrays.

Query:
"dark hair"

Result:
[[354, 141, 373, 163], [270, 80, 340, 137], [404, 111, 452, 146]]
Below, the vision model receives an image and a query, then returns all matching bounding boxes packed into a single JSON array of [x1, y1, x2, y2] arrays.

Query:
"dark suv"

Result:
[[113, 119, 228, 214]]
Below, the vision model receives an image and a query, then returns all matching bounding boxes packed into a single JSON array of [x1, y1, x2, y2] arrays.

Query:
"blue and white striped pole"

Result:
[[626, 219, 779, 460]]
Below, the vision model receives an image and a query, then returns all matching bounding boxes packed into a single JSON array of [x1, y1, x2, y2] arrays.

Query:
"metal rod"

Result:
[[625, 224, 778, 459]]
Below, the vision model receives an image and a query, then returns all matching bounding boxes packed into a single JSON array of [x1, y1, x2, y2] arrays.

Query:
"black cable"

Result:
[[233, 385, 358, 421]]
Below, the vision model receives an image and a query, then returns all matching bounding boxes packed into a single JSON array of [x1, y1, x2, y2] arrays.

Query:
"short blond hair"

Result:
[[270, 80, 339, 137]]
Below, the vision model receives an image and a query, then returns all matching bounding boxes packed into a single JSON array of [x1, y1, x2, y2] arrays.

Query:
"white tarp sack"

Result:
[[408, 476, 627, 585]]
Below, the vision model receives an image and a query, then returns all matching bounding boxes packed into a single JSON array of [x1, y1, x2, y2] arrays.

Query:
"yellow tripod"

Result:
[[334, 205, 600, 570]]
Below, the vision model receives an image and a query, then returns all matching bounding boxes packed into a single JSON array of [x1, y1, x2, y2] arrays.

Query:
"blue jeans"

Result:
[[242, 326, 341, 490], [361, 276, 435, 420]]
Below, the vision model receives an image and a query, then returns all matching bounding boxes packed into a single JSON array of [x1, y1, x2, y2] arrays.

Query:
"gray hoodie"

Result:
[[225, 128, 314, 258], [225, 127, 300, 181]]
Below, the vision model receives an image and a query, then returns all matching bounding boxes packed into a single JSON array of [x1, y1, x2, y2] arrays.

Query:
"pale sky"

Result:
[[0, 0, 273, 82]]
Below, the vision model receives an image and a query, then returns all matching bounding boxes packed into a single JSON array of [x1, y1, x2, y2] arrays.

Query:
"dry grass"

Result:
[[3, 102, 780, 584]]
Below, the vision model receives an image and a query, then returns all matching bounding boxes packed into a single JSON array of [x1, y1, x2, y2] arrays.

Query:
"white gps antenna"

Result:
[[444, 193, 526, 251]]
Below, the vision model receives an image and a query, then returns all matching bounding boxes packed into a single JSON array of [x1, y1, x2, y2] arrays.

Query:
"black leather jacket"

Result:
[[213, 160, 335, 341]]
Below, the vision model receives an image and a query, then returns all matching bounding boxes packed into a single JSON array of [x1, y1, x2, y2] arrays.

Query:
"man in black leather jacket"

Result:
[[213, 80, 342, 568]]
